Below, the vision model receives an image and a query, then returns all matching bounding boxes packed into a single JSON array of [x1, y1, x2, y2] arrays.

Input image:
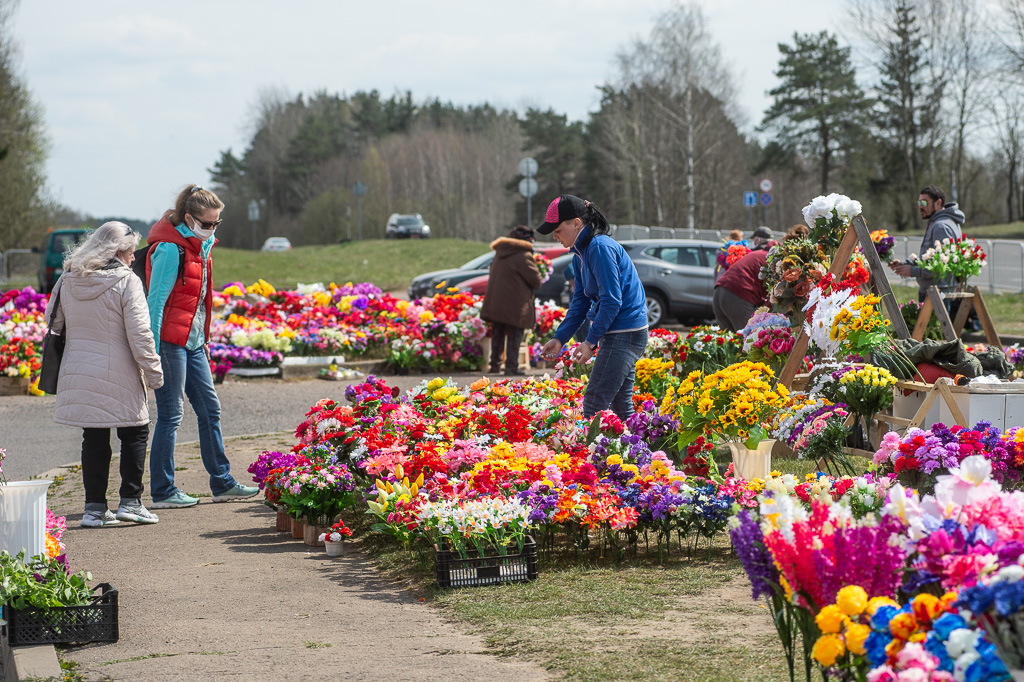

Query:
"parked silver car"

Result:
[[618, 239, 721, 327]]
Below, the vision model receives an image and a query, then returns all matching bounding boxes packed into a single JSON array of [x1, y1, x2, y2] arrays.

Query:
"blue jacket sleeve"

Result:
[[147, 243, 178, 342], [583, 240, 623, 345], [553, 255, 590, 345]]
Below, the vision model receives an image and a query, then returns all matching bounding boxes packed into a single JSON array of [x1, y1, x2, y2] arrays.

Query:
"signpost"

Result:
[[518, 157, 538, 226], [760, 193, 773, 206], [248, 199, 260, 251], [352, 181, 367, 240], [759, 178, 773, 193]]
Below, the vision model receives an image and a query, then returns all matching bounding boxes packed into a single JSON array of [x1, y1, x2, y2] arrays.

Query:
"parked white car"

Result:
[[261, 237, 292, 252]]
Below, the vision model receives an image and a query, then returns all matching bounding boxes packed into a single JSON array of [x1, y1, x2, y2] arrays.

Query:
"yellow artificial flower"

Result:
[[815, 604, 848, 634], [844, 622, 871, 656], [811, 633, 846, 666], [835, 585, 869, 616]]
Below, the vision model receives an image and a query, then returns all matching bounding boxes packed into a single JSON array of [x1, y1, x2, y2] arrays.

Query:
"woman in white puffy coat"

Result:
[[45, 222, 164, 527]]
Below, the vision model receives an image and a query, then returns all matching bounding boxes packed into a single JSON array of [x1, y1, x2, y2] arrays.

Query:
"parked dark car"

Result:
[[618, 239, 721, 327], [457, 252, 575, 305], [37, 227, 90, 293], [386, 213, 431, 239], [408, 246, 569, 300], [408, 251, 493, 299]]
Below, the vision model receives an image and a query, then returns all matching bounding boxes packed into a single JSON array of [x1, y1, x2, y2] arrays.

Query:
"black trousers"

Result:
[[81, 424, 149, 505], [489, 323, 525, 374]]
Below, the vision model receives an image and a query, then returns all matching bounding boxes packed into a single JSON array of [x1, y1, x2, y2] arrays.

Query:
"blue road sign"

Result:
[[760, 193, 773, 207], [743, 191, 757, 207]]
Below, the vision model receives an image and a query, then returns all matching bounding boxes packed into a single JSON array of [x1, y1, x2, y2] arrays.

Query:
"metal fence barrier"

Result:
[[1, 249, 37, 290], [608, 225, 1024, 294]]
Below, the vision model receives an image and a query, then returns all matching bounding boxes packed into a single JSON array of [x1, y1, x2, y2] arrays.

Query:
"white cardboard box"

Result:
[[895, 382, 1024, 431]]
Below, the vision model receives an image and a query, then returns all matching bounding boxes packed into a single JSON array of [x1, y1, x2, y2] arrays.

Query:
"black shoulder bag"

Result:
[[38, 284, 65, 395]]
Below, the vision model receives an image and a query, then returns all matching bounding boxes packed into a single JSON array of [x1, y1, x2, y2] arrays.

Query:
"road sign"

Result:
[[760, 193, 773, 207], [759, 178, 773, 193], [519, 177, 538, 198], [247, 199, 260, 222], [743, 191, 757, 207], [352, 181, 367, 197], [518, 157, 538, 178]]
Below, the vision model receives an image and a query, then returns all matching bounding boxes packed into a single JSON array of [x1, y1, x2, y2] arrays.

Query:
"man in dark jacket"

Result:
[[890, 185, 965, 300], [481, 226, 543, 375]]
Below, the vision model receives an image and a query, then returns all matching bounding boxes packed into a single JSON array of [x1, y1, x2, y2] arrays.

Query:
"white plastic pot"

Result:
[[0, 480, 53, 558]]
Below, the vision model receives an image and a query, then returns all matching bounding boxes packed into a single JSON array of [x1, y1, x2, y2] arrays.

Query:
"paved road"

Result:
[[0, 374, 437, 480]]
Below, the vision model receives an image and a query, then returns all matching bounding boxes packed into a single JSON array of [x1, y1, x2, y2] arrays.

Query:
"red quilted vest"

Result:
[[145, 216, 214, 347]]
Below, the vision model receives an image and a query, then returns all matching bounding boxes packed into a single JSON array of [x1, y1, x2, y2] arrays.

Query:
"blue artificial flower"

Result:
[[932, 612, 968, 640], [924, 631, 954, 672], [871, 605, 900, 631], [864, 631, 890, 667]]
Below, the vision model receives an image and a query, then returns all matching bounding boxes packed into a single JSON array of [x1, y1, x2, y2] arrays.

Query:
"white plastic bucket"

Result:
[[0, 480, 53, 558]]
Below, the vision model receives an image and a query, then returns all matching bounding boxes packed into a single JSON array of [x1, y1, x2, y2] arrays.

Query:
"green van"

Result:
[[37, 227, 90, 293]]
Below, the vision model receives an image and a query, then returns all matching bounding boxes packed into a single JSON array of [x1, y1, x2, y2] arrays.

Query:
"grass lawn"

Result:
[[211, 238, 490, 292]]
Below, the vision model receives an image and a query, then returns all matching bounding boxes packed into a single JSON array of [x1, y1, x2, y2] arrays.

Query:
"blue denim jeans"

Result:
[[582, 329, 648, 420], [150, 342, 237, 500]]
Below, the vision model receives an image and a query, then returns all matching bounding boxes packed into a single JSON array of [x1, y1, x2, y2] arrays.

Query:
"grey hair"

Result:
[[63, 221, 140, 275]]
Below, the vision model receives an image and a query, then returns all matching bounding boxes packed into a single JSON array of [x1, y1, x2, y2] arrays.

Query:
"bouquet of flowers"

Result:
[[817, 365, 896, 446], [762, 238, 830, 325], [318, 520, 354, 544], [958, 565, 1024, 673], [740, 312, 795, 375], [872, 420, 1020, 489], [533, 252, 554, 284], [276, 463, 357, 526], [869, 229, 895, 263], [0, 338, 41, 378], [774, 396, 855, 476], [677, 325, 743, 375], [661, 360, 789, 449], [416, 497, 532, 558], [633, 358, 678, 403], [801, 193, 863, 256], [0, 446, 6, 484], [532, 300, 566, 347], [717, 238, 750, 269], [914, 236, 987, 284]]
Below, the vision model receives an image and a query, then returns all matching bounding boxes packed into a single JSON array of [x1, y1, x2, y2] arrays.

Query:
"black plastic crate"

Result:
[[3, 583, 118, 645], [435, 536, 539, 588]]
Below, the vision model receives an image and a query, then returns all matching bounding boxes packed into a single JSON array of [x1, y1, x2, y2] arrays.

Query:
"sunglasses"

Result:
[[917, 199, 929, 207], [189, 213, 222, 230]]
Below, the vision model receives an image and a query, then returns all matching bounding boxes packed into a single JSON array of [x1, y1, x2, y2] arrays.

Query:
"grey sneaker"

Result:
[[150, 491, 199, 509], [81, 510, 120, 528], [116, 502, 159, 524], [212, 484, 260, 502]]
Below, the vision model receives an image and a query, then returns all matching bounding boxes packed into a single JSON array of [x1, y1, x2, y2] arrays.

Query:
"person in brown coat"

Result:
[[480, 225, 543, 375]]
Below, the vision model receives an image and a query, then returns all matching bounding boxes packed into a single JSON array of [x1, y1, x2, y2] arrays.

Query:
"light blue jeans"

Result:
[[150, 342, 237, 500], [582, 329, 648, 420]]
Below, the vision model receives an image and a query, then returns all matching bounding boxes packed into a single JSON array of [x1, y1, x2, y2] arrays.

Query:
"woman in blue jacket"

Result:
[[538, 195, 648, 419]]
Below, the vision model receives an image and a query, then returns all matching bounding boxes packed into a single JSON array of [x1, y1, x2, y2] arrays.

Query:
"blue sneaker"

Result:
[[212, 484, 259, 502], [151, 491, 199, 509]]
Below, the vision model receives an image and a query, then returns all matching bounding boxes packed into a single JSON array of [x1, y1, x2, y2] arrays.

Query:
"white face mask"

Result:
[[189, 218, 215, 241]]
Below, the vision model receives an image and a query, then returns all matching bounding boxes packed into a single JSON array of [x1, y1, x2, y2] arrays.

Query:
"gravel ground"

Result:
[[44, 432, 548, 682]]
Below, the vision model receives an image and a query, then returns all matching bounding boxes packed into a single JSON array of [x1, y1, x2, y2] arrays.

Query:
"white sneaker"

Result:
[[116, 502, 159, 524], [81, 510, 120, 528]]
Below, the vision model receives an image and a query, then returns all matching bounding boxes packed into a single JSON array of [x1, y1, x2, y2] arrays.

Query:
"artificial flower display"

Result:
[[914, 237, 987, 286]]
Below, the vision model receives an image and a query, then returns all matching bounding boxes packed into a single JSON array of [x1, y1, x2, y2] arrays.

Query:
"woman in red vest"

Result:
[[145, 185, 258, 508]]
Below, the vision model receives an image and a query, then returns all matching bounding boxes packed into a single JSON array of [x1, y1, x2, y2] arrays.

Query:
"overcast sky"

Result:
[[14, 0, 840, 222]]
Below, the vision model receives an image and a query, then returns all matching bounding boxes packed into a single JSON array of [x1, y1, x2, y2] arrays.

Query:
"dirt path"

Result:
[[46, 432, 549, 682]]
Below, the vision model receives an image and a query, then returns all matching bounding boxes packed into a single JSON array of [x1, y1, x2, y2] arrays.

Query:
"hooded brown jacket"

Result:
[[480, 237, 543, 329]]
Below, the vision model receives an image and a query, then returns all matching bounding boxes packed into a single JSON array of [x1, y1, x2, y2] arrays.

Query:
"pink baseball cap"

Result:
[[536, 194, 588, 235]]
